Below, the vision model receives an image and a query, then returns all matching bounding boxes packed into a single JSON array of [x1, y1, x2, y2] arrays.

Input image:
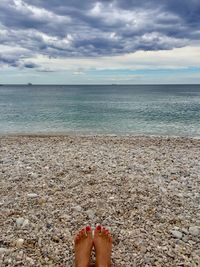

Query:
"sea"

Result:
[[0, 84, 200, 137]]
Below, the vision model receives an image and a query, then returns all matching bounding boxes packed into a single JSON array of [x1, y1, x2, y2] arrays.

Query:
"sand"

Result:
[[0, 135, 200, 266]]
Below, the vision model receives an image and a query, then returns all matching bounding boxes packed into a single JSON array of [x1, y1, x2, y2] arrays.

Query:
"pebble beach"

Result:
[[0, 135, 200, 266]]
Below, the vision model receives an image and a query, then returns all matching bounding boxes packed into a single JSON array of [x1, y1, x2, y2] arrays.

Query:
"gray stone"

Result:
[[27, 193, 38, 198], [189, 226, 199, 236], [22, 219, 29, 228], [85, 209, 95, 219], [16, 217, 29, 228], [60, 214, 71, 221], [171, 230, 182, 239], [16, 217, 25, 228], [73, 205, 82, 212], [0, 248, 9, 255], [181, 228, 189, 235]]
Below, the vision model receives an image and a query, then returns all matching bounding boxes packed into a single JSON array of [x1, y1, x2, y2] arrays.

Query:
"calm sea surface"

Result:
[[0, 84, 200, 136]]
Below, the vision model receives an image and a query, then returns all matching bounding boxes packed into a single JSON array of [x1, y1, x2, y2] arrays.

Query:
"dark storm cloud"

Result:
[[0, 53, 39, 69], [0, 0, 200, 68], [0, 55, 19, 67], [23, 62, 39, 68]]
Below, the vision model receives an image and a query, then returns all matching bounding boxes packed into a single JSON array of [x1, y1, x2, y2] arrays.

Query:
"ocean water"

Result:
[[0, 84, 200, 136]]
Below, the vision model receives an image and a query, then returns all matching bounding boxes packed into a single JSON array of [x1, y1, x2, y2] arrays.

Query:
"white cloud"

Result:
[[12, 0, 71, 24], [28, 45, 200, 71]]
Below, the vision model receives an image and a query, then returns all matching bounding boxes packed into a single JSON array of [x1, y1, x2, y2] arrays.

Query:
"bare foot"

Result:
[[74, 226, 93, 267], [93, 225, 112, 267]]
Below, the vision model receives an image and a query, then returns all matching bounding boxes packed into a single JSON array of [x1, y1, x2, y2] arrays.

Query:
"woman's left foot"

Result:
[[74, 226, 93, 267]]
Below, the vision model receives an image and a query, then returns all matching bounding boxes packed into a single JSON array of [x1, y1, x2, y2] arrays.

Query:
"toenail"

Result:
[[96, 225, 101, 231], [86, 226, 91, 232]]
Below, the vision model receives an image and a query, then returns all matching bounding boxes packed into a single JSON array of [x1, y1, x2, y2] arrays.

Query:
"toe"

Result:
[[104, 229, 110, 237], [95, 224, 102, 235], [78, 226, 92, 238], [86, 225, 91, 232], [102, 227, 109, 236], [101, 227, 112, 242], [75, 233, 80, 243], [85, 225, 92, 237], [80, 228, 85, 238]]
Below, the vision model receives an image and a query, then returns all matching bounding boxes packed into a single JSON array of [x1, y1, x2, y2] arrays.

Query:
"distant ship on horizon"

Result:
[[27, 83, 33, 86]]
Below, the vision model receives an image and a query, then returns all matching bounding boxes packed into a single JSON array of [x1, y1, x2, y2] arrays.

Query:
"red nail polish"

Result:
[[96, 225, 101, 230], [86, 226, 91, 232]]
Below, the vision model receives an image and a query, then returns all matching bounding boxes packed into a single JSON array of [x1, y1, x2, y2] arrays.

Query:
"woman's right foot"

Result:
[[93, 225, 112, 267]]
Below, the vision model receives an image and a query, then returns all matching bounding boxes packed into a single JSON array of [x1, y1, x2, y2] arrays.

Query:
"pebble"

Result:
[[16, 217, 25, 227], [189, 226, 199, 236], [1, 135, 200, 266], [26, 257, 35, 265], [181, 228, 189, 235], [59, 214, 71, 221], [22, 219, 29, 228], [38, 237, 42, 247], [171, 230, 183, 239], [85, 209, 95, 219], [16, 218, 29, 228], [15, 238, 24, 248], [73, 205, 82, 212], [65, 229, 72, 238], [29, 173, 37, 179], [52, 235, 60, 242], [27, 193, 38, 198], [0, 248, 9, 255], [38, 197, 46, 205]]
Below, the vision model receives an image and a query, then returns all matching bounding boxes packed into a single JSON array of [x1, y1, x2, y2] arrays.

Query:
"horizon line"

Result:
[[1, 83, 200, 86]]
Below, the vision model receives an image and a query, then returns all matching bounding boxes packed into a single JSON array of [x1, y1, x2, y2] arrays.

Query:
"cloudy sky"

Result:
[[0, 0, 200, 84]]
